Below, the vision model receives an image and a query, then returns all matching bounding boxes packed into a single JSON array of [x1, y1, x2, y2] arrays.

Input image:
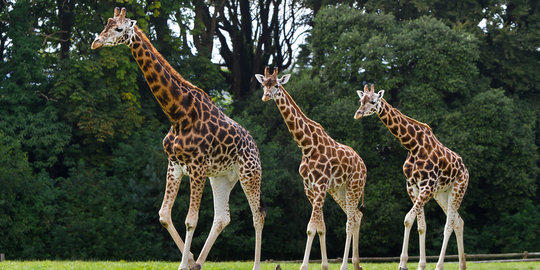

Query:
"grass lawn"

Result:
[[1, 261, 539, 270]]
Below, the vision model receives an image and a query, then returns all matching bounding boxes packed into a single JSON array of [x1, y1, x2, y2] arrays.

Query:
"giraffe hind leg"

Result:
[[158, 161, 196, 268], [195, 173, 238, 268], [435, 178, 467, 270], [238, 159, 265, 270]]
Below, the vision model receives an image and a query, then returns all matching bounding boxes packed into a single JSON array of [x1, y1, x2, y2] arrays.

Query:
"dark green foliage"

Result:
[[0, 132, 56, 259], [0, 0, 538, 262]]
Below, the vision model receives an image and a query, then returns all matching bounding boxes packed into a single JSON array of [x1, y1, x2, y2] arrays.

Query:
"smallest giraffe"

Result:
[[354, 84, 469, 270]]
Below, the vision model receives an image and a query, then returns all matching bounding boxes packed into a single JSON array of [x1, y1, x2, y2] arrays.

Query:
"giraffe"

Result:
[[256, 67, 367, 270], [91, 8, 266, 270], [354, 84, 469, 270]]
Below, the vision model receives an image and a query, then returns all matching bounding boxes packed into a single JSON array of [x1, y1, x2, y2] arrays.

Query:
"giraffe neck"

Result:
[[273, 86, 325, 155], [129, 26, 213, 126], [377, 98, 431, 152]]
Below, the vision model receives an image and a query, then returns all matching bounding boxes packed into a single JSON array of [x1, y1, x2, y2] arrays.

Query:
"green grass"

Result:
[[1, 261, 539, 270]]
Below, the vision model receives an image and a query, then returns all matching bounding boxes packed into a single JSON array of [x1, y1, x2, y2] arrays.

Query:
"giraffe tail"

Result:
[[358, 192, 365, 214], [259, 190, 267, 216]]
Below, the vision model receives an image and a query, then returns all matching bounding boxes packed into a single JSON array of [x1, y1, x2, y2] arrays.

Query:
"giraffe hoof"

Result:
[[399, 267, 408, 270], [190, 263, 202, 270]]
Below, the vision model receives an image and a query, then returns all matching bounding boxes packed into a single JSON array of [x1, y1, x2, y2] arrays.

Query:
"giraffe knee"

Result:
[[404, 212, 415, 228], [213, 215, 231, 232], [454, 216, 464, 233], [158, 210, 170, 228], [417, 220, 426, 235], [306, 222, 317, 236], [185, 214, 199, 231]]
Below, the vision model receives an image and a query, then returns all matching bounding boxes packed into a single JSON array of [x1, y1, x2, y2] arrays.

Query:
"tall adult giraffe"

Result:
[[354, 84, 469, 270], [256, 67, 367, 270], [91, 8, 266, 270]]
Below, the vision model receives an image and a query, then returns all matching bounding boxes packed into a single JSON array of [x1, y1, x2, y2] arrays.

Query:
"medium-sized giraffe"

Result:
[[354, 84, 469, 270], [256, 67, 367, 270], [92, 8, 266, 270]]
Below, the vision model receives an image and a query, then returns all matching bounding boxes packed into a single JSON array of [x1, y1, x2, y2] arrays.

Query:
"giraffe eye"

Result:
[[115, 27, 123, 32], [370, 100, 376, 104]]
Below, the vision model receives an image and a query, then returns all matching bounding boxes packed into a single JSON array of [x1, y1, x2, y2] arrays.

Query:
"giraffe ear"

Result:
[[278, 74, 290, 85], [255, 74, 265, 84], [377, 90, 385, 99], [357, 90, 364, 99]]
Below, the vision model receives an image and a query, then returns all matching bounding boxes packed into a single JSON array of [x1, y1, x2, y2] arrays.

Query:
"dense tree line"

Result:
[[1, 0, 539, 261]]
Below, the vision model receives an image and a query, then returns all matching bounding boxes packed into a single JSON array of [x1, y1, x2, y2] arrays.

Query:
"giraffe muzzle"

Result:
[[262, 94, 271, 102], [354, 111, 364, 119], [91, 39, 104, 50]]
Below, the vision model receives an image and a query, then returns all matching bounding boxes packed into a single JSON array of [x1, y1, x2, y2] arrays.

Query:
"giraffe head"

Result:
[[255, 67, 291, 102], [354, 84, 385, 119], [91, 7, 137, 50]]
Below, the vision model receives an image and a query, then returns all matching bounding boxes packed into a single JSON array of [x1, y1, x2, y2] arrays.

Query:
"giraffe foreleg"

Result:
[[301, 185, 327, 270], [158, 161, 196, 268], [400, 186, 431, 270], [196, 174, 238, 268], [238, 165, 265, 270], [179, 171, 207, 270], [317, 213, 329, 270]]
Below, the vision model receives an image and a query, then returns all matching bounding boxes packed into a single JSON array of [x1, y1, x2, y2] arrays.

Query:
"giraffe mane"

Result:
[[280, 86, 325, 131], [382, 98, 432, 130], [133, 26, 211, 100], [403, 114, 432, 130]]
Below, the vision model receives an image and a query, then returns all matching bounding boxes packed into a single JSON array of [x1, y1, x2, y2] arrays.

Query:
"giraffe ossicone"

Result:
[[92, 7, 266, 270], [257, 67, 367, 270], [354, 84, 469, 270]]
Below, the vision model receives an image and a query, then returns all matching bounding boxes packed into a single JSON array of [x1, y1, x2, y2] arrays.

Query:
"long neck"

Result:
[[273, 87, 325, 154], [377, 98, 431, 152], [129, 26, 213, 126]]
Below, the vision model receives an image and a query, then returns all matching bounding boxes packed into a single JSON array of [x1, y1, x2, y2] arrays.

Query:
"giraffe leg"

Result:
[[351, 208, 363, 270], [341, 223, 352, 270], [317, 214, 329, 270], [435, 190, 460, 270], [455, 173, 468, 270], [400, 188, 431, 270], [435, 176, 468, 270], [158, 161, 196, 268], [195, 174, 238, 268], [455, 214, 466, 270], [416, 207, 426, 270], [342, 178, 362, 270], [301, 190, 326, 270], [238, 166, 265, 270], [179, 171, 207, 270]]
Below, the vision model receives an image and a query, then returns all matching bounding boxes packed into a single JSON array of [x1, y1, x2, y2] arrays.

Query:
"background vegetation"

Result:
[[1, 0, 539, 262]]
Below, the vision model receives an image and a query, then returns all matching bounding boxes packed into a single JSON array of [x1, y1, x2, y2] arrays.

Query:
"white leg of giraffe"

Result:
[[179, 170, 207, 270], [301, 189, 327, 270], [416, 207, 427, 270], [342, 179, 362, 270], [195, 172, 238, 268], [455, 214, 466, 270], [317, 215, 329, 270], [341, 223, 352, 270], [399, 186, 420, 270], [435, 191, 458, 270], [158, 161, 196, 268], [435, 177, 468, 270], [352, 218, 362, 270], [238, 159, 265, 270]]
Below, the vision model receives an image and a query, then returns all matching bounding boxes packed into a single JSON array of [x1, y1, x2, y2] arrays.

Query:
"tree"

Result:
[[190, 0, 307, 98]]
